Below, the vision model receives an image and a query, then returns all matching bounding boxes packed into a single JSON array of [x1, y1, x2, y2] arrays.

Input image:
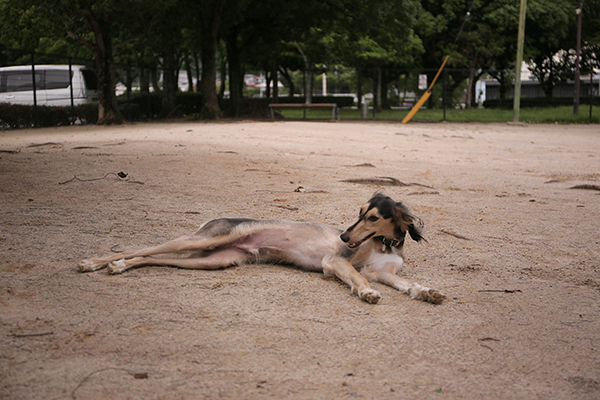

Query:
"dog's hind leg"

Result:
[[79, 234, 243, 272], [107, 247, 251, 274]]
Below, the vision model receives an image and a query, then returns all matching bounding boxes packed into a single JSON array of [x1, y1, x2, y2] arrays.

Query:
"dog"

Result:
[[79, 193, 445, 305]]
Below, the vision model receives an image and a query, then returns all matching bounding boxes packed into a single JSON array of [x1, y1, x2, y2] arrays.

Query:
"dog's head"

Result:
[[340, 193, 423, 248]]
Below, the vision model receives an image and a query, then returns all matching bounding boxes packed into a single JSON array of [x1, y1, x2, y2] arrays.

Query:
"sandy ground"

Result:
[[0, 120, 599, 399]]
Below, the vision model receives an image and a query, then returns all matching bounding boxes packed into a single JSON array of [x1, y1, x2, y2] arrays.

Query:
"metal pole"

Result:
[[372, 69, 376, 119], [443, 69, 447, 121], [590, 74, 593, 118], [574, 1, 583, 114], [69, 57, 74, 123], [513, 0, 527, 122], [126, 64, 132, 121], [302, 70, 306, 119], [31, 53, 38, 128]]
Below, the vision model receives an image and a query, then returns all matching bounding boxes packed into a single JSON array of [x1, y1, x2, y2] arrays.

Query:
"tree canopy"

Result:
[[0, 0, 595, 121]]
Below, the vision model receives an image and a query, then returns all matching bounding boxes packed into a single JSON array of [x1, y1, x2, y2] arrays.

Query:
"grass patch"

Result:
[[277, 105, 599, 124]]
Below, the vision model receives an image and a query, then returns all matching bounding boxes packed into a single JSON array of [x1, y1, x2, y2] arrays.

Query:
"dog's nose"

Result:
[[340, 233, 350, 242]]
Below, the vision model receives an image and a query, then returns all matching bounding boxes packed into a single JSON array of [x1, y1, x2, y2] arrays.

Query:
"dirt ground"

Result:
[[0, 120, 599, 399]]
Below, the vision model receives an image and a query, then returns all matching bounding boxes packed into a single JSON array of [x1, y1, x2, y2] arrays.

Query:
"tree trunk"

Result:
[[225, 34, 243, 117], [151, 68, 160, 92], [160, 45, 178, 118], [225, 28, 244, 118], [296, 46, 312, 104], [305, 70, 313, 104], [69, 9, 123, 124], [279, 67, 294, 97], [218, 52, 227, 100], [139, 66, 150, 93], [184, 52, 194, 92], [271, 60, 278, 102], [200, 39, 220, 119], [194, 52, 201, 92], [95, 36, 124, 124], [199, 0, 226, 119], [356, 68, 363, 108], [498, 71, 508, 99], [374, 68, 382, 113], [381, 69, 390, 110]]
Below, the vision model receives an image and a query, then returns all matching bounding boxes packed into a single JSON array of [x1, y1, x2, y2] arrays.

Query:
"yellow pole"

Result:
[[513, 0, 527, 122], [402, 55, 450, 124]]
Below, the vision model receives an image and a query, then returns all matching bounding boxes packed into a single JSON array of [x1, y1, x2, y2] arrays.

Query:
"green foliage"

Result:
[[1, 0, 595, 118]]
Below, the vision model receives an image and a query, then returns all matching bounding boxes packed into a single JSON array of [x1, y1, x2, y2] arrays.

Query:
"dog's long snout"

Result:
[[340, 220, 359, 243]]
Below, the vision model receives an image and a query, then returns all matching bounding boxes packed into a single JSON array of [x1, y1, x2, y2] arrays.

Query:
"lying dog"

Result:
[[79, 193, 445, 304]]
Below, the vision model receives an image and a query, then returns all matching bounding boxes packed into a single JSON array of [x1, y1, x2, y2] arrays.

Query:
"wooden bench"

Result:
[[269, 103, 339, 120]]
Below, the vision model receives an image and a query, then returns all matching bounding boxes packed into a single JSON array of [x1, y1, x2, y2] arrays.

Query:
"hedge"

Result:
[[117, 92, 355, 120], [1, 94, 356, 128], [0, 103, 98, 129]]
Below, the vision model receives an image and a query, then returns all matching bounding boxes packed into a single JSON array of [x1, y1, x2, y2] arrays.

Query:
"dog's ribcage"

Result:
[[196, 218, 350, 271]]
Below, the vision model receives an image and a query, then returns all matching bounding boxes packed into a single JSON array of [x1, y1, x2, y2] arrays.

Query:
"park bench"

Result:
[[269, 103, 339, 120]]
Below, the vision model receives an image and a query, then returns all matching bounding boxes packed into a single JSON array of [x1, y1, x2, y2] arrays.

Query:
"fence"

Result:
[[1, 46, 598, 128]]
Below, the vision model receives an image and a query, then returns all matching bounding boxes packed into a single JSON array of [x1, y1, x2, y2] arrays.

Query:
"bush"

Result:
[[0, 103, 98, 129], [117, 92, 206, 119], [0, 103, 35, 129], [74, 103, 98, 124], [117, 92, 289, 119], [117, 92, 163, 120], [176, 92, 204, 115]]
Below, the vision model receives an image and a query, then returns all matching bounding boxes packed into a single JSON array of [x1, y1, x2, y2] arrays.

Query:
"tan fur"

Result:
[[79, 194, 445, 305]]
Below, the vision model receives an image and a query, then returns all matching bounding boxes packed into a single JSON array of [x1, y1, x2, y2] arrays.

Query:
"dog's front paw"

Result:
[[78, 259, 106, 272], [359, 288, 381, 304], [422, 288, 446, 304]]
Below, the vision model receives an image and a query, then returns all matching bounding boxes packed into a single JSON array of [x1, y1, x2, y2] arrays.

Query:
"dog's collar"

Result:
[[375, 236, 404, 252]]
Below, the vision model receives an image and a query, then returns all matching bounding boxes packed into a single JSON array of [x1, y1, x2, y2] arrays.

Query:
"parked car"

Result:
[[0, 65, 98, 106]]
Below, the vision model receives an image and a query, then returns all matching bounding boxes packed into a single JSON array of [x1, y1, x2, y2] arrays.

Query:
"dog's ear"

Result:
[[408, 221, 424, 242], [392, 201, 425, 242]]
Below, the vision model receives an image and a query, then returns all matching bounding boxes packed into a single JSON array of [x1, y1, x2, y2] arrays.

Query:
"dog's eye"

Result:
[[367, 216, 379, 222]]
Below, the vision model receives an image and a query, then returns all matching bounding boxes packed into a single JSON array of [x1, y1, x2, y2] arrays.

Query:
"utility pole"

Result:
[[513, 0, 527, 122], [574, 0, 583, 114]]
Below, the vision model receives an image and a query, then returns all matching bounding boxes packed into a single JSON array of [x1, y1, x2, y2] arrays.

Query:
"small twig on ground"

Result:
[[274, 205, 299, 211], [59, 172, 128, 185], [408, 191, 440, 196], [344, 163, 376, 168], [341, 176, 434, 188], [71, 367, 142, 399], [27, 142, 61, 148], [8, 332, 54, 338], [440, 229, 471, 241], [480, 344, 494, 352], [478, 289, 522, 293], [569, 184, 600, 191]]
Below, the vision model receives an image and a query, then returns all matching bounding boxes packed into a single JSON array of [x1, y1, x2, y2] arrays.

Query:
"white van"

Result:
[[0, 65, 98, 106]]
